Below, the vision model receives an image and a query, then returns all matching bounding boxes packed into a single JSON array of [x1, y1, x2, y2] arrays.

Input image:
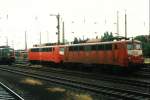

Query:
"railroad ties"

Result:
[[1, 65, 150, 100], [0, 82, 24, 100], [13, 58, 30, 67]]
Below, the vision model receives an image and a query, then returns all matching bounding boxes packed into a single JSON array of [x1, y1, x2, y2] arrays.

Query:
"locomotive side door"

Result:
[[84, 45, 91, 64], [113, 43, 119, 64], [52, 47, 55, 60], [64, 46, 69, 62]]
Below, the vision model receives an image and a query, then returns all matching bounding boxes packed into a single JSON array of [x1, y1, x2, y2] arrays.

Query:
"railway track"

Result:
[[0, 65, 150, 100], [14, 59, 30, 66], [132, 64, 150, 78], [133, 71, 150, 78], [0, 81, 24, 100], [13, 62, 150, 92], [13, 64, 150, 89], [14, 59, 150, 78], [140, 64, 150, 72]]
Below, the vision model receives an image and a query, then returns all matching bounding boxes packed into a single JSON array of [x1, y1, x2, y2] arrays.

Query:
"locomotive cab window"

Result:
[[59, 47, 65, 55], [127, 44, 133, 50], [127, 43, 142, 50], [60, 47, 64, 52], [134, 43, 142, 50]]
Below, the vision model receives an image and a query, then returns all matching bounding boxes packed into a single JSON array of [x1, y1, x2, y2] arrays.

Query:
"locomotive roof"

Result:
[[29, 40, 141, 49], [30, 44, 63, 49], [65, 40, 141, 47], [0, 46, 10, 48], [0, 46, 14, 50]]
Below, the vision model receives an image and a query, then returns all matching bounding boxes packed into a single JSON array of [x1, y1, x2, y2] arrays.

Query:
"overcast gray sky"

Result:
[[0, 0, 149, 49]]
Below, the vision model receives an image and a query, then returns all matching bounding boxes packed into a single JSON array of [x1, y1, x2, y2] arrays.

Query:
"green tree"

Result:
[[144, 43, 150, 57], [134, 35, 147, 43], [73, 37, 79, 44], [101, 32, 114, 42], [134, 35, 150, 57]]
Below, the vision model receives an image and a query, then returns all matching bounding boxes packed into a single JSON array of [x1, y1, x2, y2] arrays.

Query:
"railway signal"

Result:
[[50, 13, 60, 45]]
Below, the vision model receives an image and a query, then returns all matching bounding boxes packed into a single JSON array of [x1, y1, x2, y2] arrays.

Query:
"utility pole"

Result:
[[62, 21, 65, 44], [47, 31, 49, 43], [149, 0, 150, 42], [50, 13, 60, 45], [6, 14, 8, 46], [57, 14, 60, 44], [6, 36, 8, 46], [40, 32, 41, 45], [11, 40, 14, 48], [117, 11, 119, 36], [25, 31, 27, 51], [125, 10, 127, 38]]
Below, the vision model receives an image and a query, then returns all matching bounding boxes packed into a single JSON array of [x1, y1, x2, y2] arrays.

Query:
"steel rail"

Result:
[[0, 66, 150, 100], [12, 64, 150, 88], [0, 82, 24, 100]]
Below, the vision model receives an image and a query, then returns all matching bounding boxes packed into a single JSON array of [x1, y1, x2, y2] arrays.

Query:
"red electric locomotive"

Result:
[[28, 45, 64, 64], [63, 40, 144, 69], [28, 40, 144, 71]]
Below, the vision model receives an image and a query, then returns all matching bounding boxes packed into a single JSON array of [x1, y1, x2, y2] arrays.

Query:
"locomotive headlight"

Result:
[[59, 51, 64, 55]]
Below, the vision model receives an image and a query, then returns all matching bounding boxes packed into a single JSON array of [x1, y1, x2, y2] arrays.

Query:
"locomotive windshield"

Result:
[[127, 43, 142, 50], [59, 47, 64, 55]]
